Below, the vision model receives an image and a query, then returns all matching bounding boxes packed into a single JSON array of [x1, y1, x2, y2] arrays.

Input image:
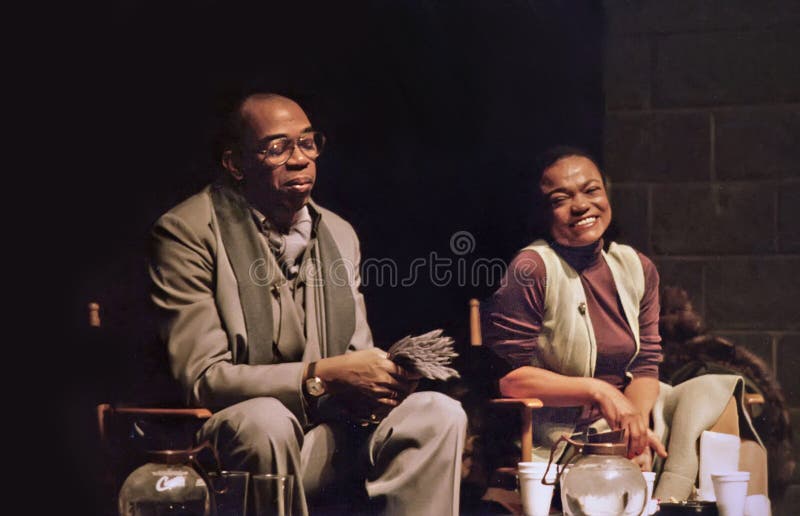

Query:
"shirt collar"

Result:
[[251, 203, 317, 235], [549, 238, 604, 272]]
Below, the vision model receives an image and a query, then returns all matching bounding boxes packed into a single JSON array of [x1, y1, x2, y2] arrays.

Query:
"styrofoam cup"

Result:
[[517, 461, 547, 469], [642, 471, 656, 514], [517, 462, 556, 516], [711, 471, 750, 516]]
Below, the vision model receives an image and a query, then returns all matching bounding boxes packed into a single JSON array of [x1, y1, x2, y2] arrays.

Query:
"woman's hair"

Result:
[[526, 145, 617, 243]]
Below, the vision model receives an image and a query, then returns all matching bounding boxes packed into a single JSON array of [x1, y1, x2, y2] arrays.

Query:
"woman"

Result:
[[482, 146, 769, 505]]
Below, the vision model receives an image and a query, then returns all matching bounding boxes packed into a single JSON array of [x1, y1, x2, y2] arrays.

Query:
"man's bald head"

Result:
[[220, 92, 318, 227], [232, 94, 304, 144], [223, 93, 302, 150]]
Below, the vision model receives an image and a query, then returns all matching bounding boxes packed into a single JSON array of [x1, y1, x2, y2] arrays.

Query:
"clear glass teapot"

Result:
[[118, 441, 221, 516], [544, 434, 648, 516]]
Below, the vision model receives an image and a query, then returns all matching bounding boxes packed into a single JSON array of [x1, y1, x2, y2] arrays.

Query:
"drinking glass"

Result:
[[252, 473, 293, 516], [208, 470, 249, 516]]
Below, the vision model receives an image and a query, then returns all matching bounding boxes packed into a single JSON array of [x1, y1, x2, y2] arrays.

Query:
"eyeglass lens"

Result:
[[262, 132, 325, 165]]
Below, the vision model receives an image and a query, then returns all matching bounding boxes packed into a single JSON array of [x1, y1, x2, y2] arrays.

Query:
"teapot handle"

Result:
[[542, 434, 582, 486], [187, 441, 226, 516]]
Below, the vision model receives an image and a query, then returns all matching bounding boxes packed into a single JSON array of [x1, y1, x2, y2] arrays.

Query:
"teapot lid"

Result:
[[579, 442, 627, 456], [146, 448, 198, 465], [145, 441, 215, 465]]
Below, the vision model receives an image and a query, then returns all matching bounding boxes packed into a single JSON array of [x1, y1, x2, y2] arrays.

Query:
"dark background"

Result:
[[59, 0, 603, 512], [70, 0, 602, 346], [51, 0, 800, 513]]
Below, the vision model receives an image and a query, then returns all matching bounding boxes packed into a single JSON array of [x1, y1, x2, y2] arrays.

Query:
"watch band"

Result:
[[304, 361, 326, 399]]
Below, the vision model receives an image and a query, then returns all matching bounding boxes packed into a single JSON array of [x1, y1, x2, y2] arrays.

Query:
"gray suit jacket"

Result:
[[148, 186, 373, 423]]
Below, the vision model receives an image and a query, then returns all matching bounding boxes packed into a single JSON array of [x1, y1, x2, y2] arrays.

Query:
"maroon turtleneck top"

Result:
[[482, 240, 662, 392]]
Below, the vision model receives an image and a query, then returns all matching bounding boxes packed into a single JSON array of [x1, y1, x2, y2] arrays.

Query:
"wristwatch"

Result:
[[304, 361, 326, 397]]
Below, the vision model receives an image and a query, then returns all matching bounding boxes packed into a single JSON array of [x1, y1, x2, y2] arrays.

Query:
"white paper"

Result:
[[698, 430, 741, 501]]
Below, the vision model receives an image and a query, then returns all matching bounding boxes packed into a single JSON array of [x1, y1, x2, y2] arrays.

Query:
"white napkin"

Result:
[[744, 494, 771, 516], [698, 430, 741, 501]]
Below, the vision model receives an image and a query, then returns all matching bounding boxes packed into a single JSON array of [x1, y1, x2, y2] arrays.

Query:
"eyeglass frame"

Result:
[[246, 130, 326, 167]]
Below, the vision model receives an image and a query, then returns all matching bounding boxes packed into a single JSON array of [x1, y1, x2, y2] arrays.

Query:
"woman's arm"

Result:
[[624, 376, 660, 421], [624, 376, 667, 464], [624, 254, 668, 465], [500, 365, 651, 456], [500, 365, 608, 406], [627, 253, 664, 382]]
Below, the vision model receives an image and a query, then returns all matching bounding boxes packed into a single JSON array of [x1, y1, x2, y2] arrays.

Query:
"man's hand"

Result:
[[315, 348, 419, 408], [630, 429, 668, 471]]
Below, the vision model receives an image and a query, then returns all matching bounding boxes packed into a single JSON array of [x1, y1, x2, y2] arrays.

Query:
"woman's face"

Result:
[[539, 155, 611, 247]]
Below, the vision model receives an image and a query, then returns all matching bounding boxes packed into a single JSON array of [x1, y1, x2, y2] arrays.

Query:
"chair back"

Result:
[[469, 298, 482, 346], [91, 300, 211, 512]]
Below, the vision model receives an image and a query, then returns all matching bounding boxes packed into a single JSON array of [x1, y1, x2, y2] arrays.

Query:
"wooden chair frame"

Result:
[[90, 302, 213, 511], [470, 298, 544, 464]]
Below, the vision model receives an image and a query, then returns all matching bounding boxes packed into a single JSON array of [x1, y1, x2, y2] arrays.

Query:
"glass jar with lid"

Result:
[[117, 442, 217, 516], [545, 435, 648, 516]]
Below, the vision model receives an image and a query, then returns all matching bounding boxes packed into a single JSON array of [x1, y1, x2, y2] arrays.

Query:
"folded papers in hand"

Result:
[[387, 329, 460, 381]]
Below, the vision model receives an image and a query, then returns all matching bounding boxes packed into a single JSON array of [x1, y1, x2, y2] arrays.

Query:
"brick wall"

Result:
[[602, 1, 800, 513]]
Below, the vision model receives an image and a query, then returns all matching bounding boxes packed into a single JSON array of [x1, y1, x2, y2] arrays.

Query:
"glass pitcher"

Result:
[[544, 434, 648, 516], [118, 441, 222, 516]]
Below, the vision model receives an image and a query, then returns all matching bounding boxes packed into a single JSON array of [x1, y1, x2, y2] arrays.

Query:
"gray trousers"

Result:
[[199, 391, 467, 515]]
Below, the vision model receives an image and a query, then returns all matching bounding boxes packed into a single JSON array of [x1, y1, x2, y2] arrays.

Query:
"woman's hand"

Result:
[[630, 429, 668, 471], [498, 369, 657, 458], [589, 379, 649, 457]]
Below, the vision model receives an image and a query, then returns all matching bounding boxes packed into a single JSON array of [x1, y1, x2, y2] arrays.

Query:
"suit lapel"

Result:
[[210, 184, 358, 364], [210, 182, 279, 365]]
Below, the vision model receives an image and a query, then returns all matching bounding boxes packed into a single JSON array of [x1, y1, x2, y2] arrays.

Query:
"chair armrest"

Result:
[[743, 392, 765, 418], [743, 393, 764, 407], [111, 407, 212, 418], [489, 398, 544, 409], [96, 403, 212, 442]]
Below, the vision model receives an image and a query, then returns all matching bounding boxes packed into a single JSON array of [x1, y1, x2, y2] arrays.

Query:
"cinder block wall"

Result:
[[602, 1, 799, 512]]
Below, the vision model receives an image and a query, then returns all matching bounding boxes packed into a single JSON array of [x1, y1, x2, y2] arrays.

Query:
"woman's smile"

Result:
[[539, 155, 611, 247]]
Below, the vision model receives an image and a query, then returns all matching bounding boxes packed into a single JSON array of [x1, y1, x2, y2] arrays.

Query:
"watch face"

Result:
[[306, 377, 325, 396]]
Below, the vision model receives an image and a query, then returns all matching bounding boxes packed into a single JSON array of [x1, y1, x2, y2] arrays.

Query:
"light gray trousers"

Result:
[[199, 391, 467, 515]]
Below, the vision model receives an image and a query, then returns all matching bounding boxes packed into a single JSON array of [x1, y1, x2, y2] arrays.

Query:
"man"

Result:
[[148, 93, 466, 515]]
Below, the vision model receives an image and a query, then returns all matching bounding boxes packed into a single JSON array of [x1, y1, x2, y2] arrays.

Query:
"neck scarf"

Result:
[[259, 206, 313, 279], [210, 181, 356, 364]]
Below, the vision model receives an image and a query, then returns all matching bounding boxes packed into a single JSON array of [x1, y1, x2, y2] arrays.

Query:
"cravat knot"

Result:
[[261, 206, 312, 279]]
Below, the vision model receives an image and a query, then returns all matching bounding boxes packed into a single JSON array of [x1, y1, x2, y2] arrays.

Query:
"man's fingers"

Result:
[[369, 385, 407, 402], [375, 377, 404, 392], [386, 361, 424, 385], [405, 379, 420, 394], [375, 396, 400, 407], [391, 364, 423, 381], [392, 377, 419, 394]]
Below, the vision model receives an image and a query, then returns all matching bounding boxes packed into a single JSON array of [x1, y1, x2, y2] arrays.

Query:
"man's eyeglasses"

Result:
[[252, 131, 326, 166]]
